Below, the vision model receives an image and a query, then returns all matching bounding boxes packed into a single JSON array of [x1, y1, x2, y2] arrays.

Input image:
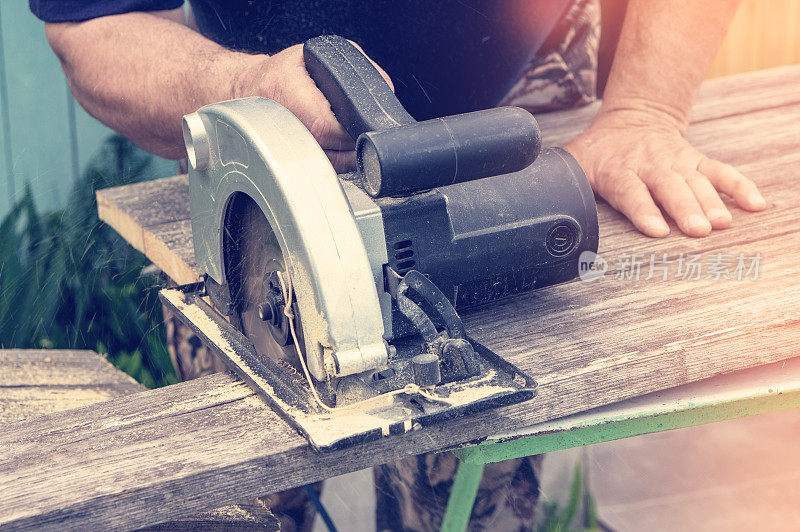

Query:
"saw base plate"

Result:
[[160, 284, 537, 452]]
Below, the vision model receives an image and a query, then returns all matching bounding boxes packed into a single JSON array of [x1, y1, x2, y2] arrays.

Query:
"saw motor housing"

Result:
[[177, 36, 598, 446]]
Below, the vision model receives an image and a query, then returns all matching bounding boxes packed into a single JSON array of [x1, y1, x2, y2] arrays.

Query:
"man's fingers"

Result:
[[284, 48, 353, 148], [307, 110, 354, 150], [297, 73, 355, 149], [273, 76, 353, 149], [697, 157, 766, 211], [284, 40, 392, 150], [645, 169, 711, 237], [325, 149, 356, 173], [683, 170, 732, 229], [599, 171, 670, 237]]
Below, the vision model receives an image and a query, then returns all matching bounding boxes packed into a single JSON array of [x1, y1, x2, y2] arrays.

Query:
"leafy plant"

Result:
[[537, 462, 599, 532], [0, 135, 177, 388]]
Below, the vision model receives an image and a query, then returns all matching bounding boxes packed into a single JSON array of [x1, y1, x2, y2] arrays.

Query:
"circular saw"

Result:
[[162, 35, 599, 451]]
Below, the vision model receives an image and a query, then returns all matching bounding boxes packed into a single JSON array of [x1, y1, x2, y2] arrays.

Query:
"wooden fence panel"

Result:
[[709, 0, 800, 78]]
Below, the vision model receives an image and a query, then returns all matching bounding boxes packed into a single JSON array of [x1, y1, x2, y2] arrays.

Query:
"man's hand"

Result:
[[46, 12, 390, 171], [236, 43, 393, 172], [569, 0, 766, 237], [565, 107, 766, 237]]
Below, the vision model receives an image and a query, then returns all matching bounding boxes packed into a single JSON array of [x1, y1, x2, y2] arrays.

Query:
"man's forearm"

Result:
[[601, 0, 741, 132], [46, 11, 262, 158]]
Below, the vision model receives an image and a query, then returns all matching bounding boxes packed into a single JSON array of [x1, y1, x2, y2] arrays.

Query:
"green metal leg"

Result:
[[439, 460, 485, 532], [437, 361, 800, 532]]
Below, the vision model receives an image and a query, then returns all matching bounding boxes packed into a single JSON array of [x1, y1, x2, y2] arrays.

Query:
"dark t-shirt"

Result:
[[30, 0, 570, 119]]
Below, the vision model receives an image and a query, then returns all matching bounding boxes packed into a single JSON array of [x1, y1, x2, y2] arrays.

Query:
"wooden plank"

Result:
[[467, 234, 800, 418], [97, 175, 193, 254], [91, 67, 800, 430], [97, 97, 800, 285], [694, 64, 800, 121], [0, 66, 791, 530], [141, 219, 197, 286], [2, 285, 799, 532], [0, 349, 143, 423], [0, 349, 280, 531], [0, 349, 139, 388]]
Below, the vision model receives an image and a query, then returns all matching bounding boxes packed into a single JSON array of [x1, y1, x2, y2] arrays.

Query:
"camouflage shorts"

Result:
[[375, 452, 543, 532], [500, 0, 600, 114], [162, 2, 599, 529]]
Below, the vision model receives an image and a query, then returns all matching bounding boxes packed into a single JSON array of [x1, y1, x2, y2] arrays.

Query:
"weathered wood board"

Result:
[[1, 67, 798, 531], [0, 349, 143, 423], [0, 350, 279, 531]]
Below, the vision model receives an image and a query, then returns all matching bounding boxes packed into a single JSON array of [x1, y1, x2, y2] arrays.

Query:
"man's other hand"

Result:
[[237, 43, 393, 173], [565, 107, 766, 238]]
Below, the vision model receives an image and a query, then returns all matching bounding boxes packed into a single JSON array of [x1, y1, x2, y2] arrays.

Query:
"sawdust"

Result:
[[0, 388, 118, 423], [297, 370, 515, 447], [162, 288, 292, 410], [165, 288, 521, 450], [199, 505, 257, 521]]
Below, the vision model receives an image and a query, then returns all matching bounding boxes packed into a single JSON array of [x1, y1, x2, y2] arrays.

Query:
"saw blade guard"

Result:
[[183, 98, 388, 380]]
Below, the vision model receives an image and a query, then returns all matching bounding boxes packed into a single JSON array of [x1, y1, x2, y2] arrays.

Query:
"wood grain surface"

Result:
[[1, 67, 797, 531], [0, 350, 279, 531], [0, 349, 143, 423]]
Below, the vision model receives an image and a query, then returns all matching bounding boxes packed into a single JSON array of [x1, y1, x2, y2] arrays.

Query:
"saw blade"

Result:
[[228, 196, 306, 373]]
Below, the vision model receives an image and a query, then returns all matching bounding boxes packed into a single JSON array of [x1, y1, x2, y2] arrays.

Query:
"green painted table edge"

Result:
[[440, 358, 800, 532]]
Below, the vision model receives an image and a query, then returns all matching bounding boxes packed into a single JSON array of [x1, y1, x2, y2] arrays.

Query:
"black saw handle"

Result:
[[303, 35, 542, 198], [303, 35, 415, 138]]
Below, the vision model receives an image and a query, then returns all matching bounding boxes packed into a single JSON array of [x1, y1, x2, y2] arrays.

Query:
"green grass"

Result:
[[0, 135, 177, 388], [537, 462, 599, 532]]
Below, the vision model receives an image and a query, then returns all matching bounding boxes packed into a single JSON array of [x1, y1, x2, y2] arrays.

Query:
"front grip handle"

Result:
[[303, 35, 415, 140]]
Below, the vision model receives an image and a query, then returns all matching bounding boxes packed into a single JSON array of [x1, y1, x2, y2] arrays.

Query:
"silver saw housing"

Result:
[[183, 97, 389, 381], [166, 96, 540, 451]]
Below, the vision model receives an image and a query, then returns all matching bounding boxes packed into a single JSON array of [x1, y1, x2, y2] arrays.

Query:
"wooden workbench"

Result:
[[1, 66, 799, 531]]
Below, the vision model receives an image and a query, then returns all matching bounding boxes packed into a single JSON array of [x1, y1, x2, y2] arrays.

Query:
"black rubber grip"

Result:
[[303, 35, 542, 198], [357, 107, 542, 197], [303, 35, 415, 139]]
